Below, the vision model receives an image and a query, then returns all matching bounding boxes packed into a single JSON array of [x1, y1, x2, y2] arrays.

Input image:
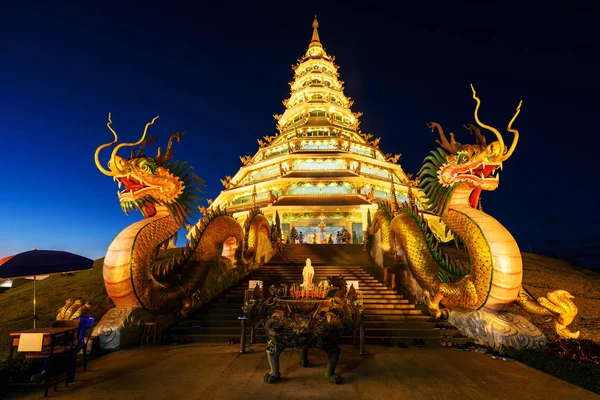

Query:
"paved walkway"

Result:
[[11, 343, 599, 400]]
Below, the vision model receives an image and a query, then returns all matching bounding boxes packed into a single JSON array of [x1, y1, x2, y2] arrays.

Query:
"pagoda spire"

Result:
[[309, 16, 322, 49]]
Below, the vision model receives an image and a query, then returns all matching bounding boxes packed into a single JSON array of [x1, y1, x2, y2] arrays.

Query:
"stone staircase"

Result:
[[168, 244, 467, 346]]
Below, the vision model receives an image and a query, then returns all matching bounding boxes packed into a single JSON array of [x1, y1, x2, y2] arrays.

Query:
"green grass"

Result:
[[0, 248, 183, 360]]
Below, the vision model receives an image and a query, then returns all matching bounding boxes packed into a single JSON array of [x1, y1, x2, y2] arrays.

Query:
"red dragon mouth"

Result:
[[441, 161, 501, 208], [118, 176, 146, 194], [117, 176, 157, 218], [453, 162, 500, 180], [448, 162, 501, 190], [460, 163, 500, 209]]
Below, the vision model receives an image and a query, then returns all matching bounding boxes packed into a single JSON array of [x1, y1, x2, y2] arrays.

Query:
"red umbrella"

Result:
[[0, 249, 94, 327]]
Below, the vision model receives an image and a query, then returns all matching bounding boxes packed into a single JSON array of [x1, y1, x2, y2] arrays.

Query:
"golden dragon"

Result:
[[94, 115, 274, 316], [372, 86, 579, 339]]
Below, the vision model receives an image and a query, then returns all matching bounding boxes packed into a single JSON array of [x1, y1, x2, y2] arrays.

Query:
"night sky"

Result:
[[1, 1, 599, 268]]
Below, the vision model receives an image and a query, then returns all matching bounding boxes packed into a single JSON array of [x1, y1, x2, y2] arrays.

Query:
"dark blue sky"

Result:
[[1, 1, 599, 267]]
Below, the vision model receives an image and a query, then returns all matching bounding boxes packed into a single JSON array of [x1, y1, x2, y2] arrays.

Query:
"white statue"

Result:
[[301, 258, 314, 288]]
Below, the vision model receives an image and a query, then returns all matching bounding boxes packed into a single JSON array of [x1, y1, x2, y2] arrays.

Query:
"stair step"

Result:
[[362, 303, 413, 309], [364, 309, 422, 315], [169, 244, 446, 345]]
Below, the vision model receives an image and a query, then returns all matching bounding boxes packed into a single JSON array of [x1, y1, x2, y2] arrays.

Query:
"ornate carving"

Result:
[[220, 175, 234, 189], [366, 187, 375, 202], [240, 155, 253, 166], [368, 137, 381, 148], [261, 276, 360, 384], [385, 153, 401, 163], [360, 133, 373, 141], [263, 134, 277, 144]]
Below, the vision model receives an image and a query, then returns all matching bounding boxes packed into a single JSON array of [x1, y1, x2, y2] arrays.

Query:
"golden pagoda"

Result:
[[212, 18, 446, 244]]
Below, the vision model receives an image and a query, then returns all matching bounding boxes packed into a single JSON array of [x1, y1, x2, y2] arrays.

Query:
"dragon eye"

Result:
[[138, 159, 157, 175], [457, 153, 469, 164]]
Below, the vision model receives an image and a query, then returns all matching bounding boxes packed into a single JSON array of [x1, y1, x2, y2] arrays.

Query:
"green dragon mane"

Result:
[[417, 148, 459, 217]]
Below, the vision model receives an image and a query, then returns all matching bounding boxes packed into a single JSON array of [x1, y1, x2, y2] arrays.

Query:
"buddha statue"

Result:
[[301, 258, 314, 289]]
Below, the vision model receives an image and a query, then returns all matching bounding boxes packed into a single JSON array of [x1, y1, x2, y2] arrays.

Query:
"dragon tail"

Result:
[[515, 287, 580, 339]]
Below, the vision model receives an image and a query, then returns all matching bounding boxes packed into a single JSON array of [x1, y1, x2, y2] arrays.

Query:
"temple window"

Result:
[[362, 164, 390, 179], [298, 140, 337, 150], [286, 181, 354, 196], [350, 145, 373, 157], [329, 96, 342, 106], [232, 190, 270, 205], [308, 110, 326, 118], [301, 128, 337, 137], [263, 146, 288, 160], [293, 158, 345, 170], [375, 190, 390, 199], [251, 165, 279, 181]]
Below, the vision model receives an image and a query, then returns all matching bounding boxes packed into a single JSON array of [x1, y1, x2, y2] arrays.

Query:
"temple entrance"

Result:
[[284, 221, 363, 244], [295, 225, 347, 244], [279, 211, 366, 245]]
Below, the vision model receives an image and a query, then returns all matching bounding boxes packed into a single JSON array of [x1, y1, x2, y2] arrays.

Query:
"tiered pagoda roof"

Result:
[[212, 17, 413, 214]]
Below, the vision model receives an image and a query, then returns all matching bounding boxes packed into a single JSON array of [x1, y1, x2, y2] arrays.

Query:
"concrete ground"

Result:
[[10, 343, 599, 400]]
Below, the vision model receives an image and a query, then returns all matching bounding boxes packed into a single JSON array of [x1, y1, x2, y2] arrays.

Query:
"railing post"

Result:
[[359, 313, 367, 355], [238, 316, 248, 354]]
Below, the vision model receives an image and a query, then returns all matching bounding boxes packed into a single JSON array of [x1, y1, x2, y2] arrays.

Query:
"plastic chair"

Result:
[[74, 316, 95, 372]]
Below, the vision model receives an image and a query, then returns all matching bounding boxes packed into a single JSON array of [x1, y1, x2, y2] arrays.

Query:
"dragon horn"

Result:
[[136, 135, 158, 158], [157, 132, 184, 165], [94, 112, 120, 176], [502, 100, 523, 161], [109, 115, 159, 168], [471, 84, 505, 157]]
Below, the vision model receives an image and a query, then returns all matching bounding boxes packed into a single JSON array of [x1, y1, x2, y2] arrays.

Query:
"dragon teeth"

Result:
[[480, 173, 485, 179], [118, 181, 122, 189]]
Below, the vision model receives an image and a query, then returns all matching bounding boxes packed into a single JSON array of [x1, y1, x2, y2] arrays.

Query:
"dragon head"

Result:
[[418, 85, 522, 215], [95, 114, 204, 226]]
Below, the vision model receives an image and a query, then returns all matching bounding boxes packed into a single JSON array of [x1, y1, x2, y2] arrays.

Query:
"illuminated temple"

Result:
[[212, 18, 447, 244]]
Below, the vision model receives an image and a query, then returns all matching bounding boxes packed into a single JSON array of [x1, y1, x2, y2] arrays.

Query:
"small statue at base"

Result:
[[301, 258, 314, 289]]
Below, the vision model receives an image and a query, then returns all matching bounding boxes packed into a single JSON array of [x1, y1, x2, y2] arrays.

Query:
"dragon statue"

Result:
[[91, 114, 275, 350], [370, 86, 579, 349]]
